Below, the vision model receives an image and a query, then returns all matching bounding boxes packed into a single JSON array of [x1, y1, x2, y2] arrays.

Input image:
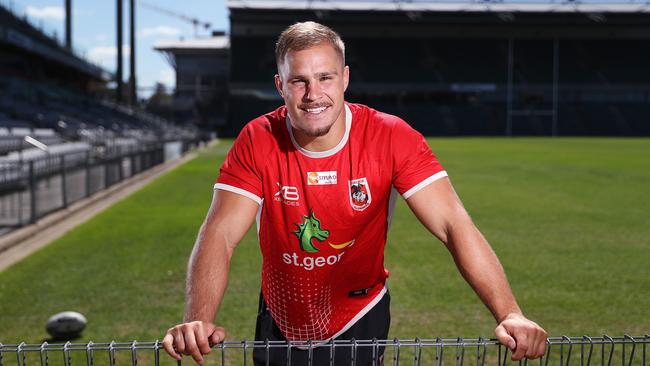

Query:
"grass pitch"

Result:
[[0, 138, 648, 344]]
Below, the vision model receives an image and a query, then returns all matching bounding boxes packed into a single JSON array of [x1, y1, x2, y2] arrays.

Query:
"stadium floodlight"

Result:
[[24, 136, 49, 153]]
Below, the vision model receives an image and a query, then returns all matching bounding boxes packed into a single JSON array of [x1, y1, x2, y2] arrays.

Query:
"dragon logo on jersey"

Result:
[[293, 210, 330, 253], [293, 210, 355, 253], [349, 178, 372, 211]]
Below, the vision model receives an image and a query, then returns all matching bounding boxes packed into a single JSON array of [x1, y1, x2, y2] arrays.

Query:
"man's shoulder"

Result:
[[228, 106, 288, 163], [239, 105, 287, 136], [347, 102, 410, 132]]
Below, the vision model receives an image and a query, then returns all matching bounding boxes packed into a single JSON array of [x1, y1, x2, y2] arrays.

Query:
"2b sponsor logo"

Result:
[[275, 183, 300, 206]]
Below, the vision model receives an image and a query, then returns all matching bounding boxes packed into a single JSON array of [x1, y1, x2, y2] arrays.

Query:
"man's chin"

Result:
[[290, 108, 340, 137], [302, 125, 332, 137]]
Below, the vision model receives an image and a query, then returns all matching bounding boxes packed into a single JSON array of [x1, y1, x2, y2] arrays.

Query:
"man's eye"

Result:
[[292, 80, 305, 85], [320, 76, 332, 81]]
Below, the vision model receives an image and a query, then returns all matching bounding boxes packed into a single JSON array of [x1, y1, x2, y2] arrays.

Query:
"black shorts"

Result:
[[253, 290, 391, 366]]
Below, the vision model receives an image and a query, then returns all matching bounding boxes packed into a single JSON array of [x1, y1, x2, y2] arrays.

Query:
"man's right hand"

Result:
[[162, 321, 225, 365]]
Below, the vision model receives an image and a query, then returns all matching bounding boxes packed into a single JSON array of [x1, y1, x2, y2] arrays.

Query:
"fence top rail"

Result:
[[1, 335, 649, 352]]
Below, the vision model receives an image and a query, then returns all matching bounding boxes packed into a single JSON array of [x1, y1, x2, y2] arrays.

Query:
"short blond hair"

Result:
[[275, 21, 345, 69]]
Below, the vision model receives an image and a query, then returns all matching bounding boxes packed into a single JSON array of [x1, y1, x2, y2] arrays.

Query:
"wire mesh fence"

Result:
[[0, 137, 207, 228], [0, 146, 164, 227], [0, 336, 648, 366]]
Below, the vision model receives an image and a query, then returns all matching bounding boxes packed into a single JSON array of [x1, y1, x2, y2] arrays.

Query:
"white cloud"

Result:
[[159, 68, 176, 87], [87, 45, 130, 65], [139, 26, 181, 38], [94, 34, 108, 42], [25, 5, 65, 20]]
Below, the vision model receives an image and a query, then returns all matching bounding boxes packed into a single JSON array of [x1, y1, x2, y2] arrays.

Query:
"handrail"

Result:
[[0, 336, 648, 366]]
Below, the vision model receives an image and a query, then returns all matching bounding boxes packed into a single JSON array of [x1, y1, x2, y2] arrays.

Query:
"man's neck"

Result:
[[293, 109, 347, 152]]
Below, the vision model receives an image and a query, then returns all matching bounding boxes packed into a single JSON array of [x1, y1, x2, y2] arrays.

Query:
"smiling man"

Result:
[[162, 21, 547, 366]]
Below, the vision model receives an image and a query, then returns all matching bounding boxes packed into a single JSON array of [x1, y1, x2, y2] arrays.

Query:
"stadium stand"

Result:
[[226, 0, 650, 137], [154, 33, 230, 133], [0, 3, 201, 229]]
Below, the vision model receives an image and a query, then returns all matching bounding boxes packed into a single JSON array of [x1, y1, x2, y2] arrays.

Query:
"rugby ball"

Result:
[[45, 311, 87, 339]]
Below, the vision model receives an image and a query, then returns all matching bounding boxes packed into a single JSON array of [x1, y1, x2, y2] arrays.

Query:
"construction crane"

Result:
[[139, 1, 212, 37]]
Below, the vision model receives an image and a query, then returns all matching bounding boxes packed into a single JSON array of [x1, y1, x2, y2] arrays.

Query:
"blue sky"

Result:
[[2, 0, 228, 97]]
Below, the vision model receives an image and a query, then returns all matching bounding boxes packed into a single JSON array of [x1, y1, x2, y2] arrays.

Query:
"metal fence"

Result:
[[0, 336, 648, 366], [0, 144, 167, 228]]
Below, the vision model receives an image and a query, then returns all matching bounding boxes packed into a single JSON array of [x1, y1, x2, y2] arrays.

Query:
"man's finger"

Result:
[[173, 331, 186, 355], [182, 327, 204, 365], [524, 333, 539, 359], [194, 325, 213, 355], [534, 332, 548, 358], [511, 335, 529, 361], [209, 327, 226, 345], [162, 333, 182, 361], [495, 325, 516, 350]]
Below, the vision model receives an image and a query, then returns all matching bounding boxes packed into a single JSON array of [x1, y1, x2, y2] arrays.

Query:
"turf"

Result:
[[0, 138, 648, 345]]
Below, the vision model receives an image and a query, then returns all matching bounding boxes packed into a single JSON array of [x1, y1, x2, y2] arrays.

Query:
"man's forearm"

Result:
[[445, 220, 522, 322], [405, 180, 547, 360], [183, 223, 233, 323]]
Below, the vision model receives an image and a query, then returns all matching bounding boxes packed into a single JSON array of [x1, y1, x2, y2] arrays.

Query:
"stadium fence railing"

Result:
[[0, 140, 200, 228], [0, 336, 648, 366]]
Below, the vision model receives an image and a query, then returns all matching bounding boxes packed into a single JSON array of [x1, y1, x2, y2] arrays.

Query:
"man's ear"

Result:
[[274, 74, 284, 97], [343, 65, 350, 92]]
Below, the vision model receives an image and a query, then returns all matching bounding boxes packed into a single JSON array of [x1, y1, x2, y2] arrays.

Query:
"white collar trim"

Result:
[[286, 104, 352, 158]]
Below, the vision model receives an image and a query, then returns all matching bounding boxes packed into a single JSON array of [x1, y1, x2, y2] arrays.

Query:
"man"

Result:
[[162, 21, 547, 365]]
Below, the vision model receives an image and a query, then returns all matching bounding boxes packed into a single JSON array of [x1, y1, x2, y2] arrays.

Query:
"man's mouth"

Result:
[[302, 106, 329, 115]]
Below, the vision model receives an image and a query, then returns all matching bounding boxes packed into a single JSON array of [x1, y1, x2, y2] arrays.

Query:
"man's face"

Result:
[[275, 43, 349, 138]]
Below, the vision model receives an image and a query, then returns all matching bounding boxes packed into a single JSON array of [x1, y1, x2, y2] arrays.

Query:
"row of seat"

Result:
[[0, 76, 199, 157]]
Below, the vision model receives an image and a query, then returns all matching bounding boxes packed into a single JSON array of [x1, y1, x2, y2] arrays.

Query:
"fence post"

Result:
[[130, 154, 136, 175], [29, 161, 36, 224], [18, 163, 24, 226], [60, 155, 67, 208], [104, 158, 110, 189], [117, 157, 123, 183], [85, 151, 91, 197]]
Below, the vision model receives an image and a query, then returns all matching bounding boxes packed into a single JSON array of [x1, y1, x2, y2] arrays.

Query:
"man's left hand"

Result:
[[495, 313, 548, 360]]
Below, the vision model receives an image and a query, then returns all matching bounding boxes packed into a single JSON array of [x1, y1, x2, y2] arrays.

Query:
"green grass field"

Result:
[[1, 138, 649, 345]]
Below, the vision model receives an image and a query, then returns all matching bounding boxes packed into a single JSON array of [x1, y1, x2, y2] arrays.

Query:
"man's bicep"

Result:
[[404, 177, 471, 245], [203, 189, 260, 250]]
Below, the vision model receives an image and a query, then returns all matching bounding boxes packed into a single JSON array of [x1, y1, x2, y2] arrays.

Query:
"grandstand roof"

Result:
[[228, 0, 650, 13], [154, 36, 230, 52], [0, 5, 111, 81], [154, 35, 229, 70]]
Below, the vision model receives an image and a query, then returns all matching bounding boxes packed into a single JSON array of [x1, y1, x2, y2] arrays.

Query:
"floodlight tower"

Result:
[[129, 0, 137, 106], [65, 0, 71, 50], [116, 0, 124, 103], [115, 0, 136, 105]]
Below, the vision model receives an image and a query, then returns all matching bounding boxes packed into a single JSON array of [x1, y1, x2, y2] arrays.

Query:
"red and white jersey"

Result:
[[215, 103, 447, 341]]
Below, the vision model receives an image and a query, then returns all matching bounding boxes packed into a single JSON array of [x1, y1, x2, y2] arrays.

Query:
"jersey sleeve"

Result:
[[391, 119, 447, 199], [214, 125, 264, 205]]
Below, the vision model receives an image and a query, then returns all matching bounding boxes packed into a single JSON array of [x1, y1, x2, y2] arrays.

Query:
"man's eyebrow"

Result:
[[288, 70, 339, 79], [316, 70, 338, 77]]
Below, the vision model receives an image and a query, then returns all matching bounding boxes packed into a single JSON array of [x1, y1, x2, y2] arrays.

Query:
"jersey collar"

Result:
[[286, 103, 352, 159]]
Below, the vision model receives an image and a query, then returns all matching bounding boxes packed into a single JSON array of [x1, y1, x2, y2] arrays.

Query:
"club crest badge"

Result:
[[349, 178, 371, 211]]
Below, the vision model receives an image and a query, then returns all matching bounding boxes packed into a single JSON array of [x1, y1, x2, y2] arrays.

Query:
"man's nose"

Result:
[[304, 81, 323, 101]]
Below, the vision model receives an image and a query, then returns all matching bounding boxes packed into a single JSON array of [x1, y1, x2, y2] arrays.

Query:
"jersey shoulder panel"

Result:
[[347, 104, 447, 198], [242, 105, 287, 141], [347, 103, 408, 137], [216, 106, 288, 202]]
